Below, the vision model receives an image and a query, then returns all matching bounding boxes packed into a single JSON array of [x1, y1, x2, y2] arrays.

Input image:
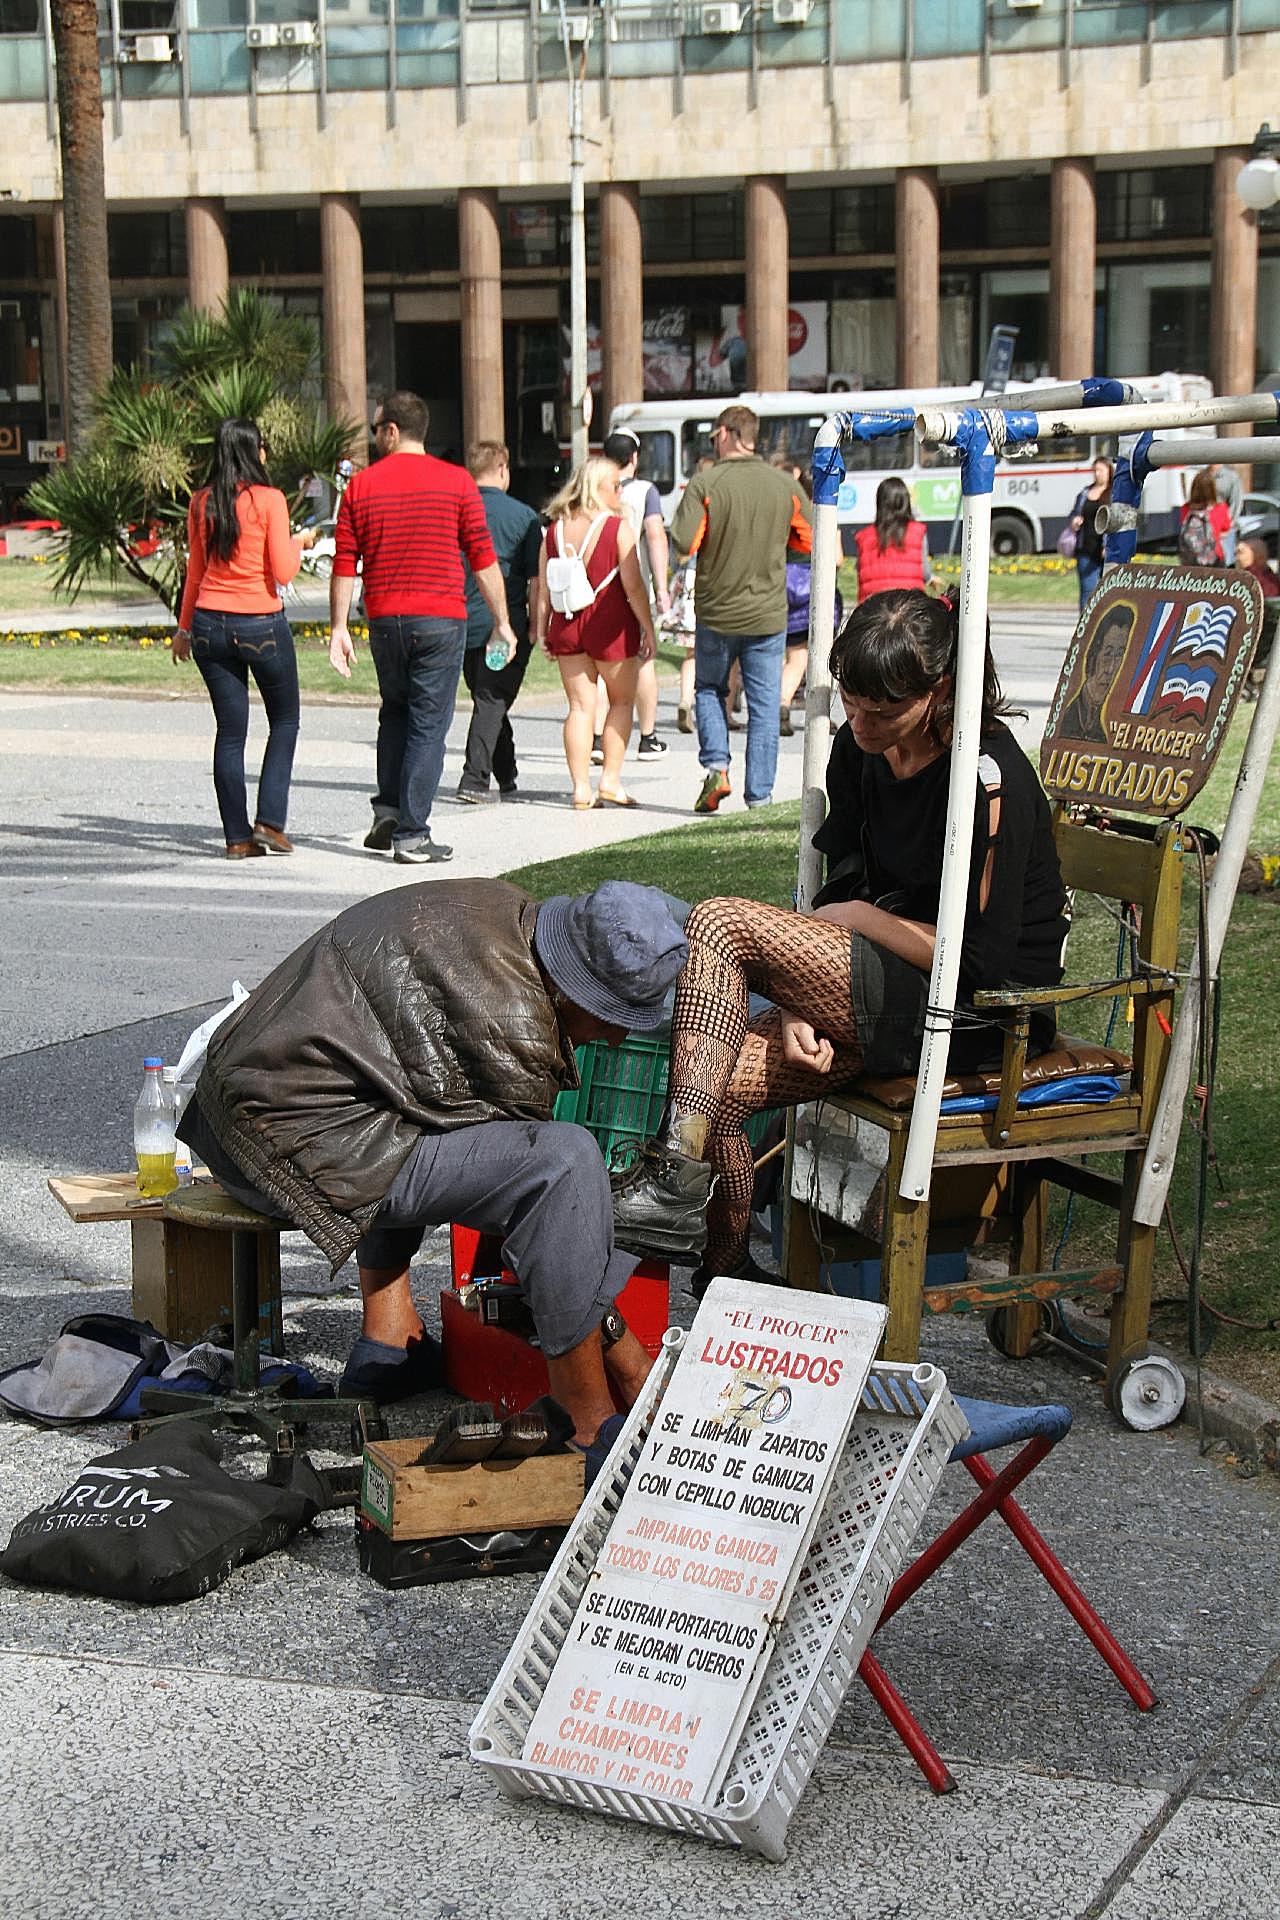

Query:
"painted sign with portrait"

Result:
[[1040, 565, 1263, 818]]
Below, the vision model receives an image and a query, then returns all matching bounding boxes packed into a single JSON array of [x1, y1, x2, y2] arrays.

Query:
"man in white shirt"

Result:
[[603, 427, 671, 758]]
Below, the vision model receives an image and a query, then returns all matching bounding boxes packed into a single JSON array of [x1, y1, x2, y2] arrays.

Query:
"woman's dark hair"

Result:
[[829, 588, 1021, 739], [203, 417, 270, 562], [873, 475, 913, 551], [1187, 467, 1218, 511]]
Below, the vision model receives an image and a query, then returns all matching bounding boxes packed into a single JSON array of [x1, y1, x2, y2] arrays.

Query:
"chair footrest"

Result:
[[923, 1265, 1123, 1317]]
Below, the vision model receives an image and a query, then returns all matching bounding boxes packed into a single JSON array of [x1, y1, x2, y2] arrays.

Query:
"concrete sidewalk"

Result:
[[1, 671, 1277, 1919]]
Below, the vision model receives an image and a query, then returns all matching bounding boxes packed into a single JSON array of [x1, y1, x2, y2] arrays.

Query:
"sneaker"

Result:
[[339, 1332, 445, 1406], [498, 782, 519, 799], [637, 732, 668, 758], [688, 1251, 780, 1303], [454, 785, 496, 805], [590, 736, 605, 766], [393, 834, 454, 864], [610, 1142, 712, 1260], [694, 768, 731, 814], [363, 816, 396, 852]]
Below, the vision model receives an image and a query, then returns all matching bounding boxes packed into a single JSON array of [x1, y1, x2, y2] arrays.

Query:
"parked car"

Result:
[[1239, 491, 1280, 560]]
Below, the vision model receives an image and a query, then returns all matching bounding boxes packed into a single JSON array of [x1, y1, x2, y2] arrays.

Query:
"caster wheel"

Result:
[[986, 1304, 1051, 1358], [1107, 1351, 1186, 1431], [350, 1406, 386, 1452]]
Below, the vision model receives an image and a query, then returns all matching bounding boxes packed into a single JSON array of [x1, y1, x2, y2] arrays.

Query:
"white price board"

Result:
[[521, 1278, 885, 1805]]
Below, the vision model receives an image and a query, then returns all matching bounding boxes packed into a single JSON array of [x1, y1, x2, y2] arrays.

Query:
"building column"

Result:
[[1049, 158, 1096, 380], [745, 176, 789, 392], [895, 167, 939, 389], [185, 199, 228, 315], [319, 192, 368, 465], [1211, 148, 1259, 432], [600, 182, 643, 427], [458, 188, 504, 450]]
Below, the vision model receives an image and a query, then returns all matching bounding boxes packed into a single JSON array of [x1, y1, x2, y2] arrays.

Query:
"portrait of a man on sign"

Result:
[[1040, 567, 1262, 819]]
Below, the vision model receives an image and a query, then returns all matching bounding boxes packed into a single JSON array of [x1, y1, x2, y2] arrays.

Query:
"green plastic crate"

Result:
[[554, 1036, 775, 1166]]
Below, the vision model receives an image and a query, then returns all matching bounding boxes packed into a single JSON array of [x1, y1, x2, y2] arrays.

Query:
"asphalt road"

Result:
[[2, 610, 1277, 1919]]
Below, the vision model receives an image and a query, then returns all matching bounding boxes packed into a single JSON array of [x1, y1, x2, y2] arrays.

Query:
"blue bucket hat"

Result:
[[533, 881, 688, 1031]]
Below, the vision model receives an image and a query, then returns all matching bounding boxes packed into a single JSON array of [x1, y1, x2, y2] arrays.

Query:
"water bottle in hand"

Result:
[[484, 630, 513, 671]]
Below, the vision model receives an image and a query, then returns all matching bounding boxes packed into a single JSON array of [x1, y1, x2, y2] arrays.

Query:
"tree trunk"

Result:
[[50, 0, 113, 452]]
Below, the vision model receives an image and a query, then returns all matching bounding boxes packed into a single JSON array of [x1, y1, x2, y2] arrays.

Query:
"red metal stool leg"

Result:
[[858, 1649, 957, 1795]]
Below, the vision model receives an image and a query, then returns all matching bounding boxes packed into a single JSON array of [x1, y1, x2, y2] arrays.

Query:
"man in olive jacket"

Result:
[[181, 878, 703, 1454]]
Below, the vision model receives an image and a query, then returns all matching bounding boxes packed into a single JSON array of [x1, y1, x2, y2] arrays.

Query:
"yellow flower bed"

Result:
[[0, 621, 370, 650]]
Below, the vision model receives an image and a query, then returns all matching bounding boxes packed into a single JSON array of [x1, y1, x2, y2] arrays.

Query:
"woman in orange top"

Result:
[[173, 418, 315, 857]]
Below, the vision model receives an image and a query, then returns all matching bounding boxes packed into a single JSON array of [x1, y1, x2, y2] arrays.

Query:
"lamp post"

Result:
[[1236, 123, 1280, 213], [557, 0, 594, 471]]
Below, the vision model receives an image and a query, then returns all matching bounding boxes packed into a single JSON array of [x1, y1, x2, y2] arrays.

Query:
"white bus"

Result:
[[608, 373, 1213, 556]]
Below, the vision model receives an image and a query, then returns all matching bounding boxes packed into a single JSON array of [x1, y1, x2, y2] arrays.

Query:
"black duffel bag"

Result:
[[0, 1420, 326, 1604]]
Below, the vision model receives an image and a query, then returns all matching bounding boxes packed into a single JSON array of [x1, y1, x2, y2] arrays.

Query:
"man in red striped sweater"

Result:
[[329, 391, 518, 863]]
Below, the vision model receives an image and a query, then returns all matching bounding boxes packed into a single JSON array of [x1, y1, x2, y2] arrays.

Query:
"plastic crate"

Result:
[[554, 1037, 775, 1165], [470, 1332, 966, 1860]]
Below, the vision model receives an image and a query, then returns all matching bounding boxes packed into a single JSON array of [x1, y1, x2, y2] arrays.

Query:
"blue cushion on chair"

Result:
[[950, 1396, 1073, 1462]]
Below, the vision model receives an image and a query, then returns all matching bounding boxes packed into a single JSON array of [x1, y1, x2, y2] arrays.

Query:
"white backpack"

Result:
[[546, 513, 618, 617]]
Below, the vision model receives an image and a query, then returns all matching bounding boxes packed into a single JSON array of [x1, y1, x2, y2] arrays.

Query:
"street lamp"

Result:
[[1236, 124, 1280, 212]]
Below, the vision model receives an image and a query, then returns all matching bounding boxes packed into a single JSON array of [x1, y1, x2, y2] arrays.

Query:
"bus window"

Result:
[[634, 430, 675, 494], [843, 429, 918, 473], [682, 420, 719, 477]]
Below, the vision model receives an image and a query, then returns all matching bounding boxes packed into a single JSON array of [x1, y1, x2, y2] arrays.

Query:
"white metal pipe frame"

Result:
[[806, 384, 1280, 1217]]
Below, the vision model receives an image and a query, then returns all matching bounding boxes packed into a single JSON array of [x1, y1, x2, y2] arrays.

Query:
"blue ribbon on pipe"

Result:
[[942, 408, 1040, 496], [1106, 429, 1153, 566], [1079, 377, 1131, 408], [810, 408, 915, 507]]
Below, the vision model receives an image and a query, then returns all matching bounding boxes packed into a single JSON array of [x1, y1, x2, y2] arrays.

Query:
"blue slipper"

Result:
[[571, 1412, 628, 1490], [339, 1333, 444, 1406]]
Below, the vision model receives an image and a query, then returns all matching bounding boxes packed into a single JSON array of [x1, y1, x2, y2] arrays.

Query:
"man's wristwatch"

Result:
[[600, 1305, 627, 1349]]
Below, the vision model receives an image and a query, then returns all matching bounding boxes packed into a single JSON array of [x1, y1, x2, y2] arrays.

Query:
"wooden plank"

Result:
[[361, 1441, 586, 1541], [48, 1169, 210, 1223], [922, 1265, 1123, 1317]]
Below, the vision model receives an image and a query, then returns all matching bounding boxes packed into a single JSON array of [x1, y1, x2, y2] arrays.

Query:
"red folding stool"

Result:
[[858, 1395, 1157, 1794]]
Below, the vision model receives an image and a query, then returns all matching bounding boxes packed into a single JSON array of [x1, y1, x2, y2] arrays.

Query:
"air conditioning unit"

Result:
[[118, 32, 174, 62], [772, 0, 812, 23], [1006, 0, 1043, 9], [278, 19, 318, 46], [699, 3, 744, 33], [564, 13, 591, 40], [245, 23, 280, 48]]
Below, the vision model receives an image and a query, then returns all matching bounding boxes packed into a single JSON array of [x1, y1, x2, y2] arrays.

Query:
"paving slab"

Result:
[[1, 1650, 1166, 1920], [1105, 1798, 1280, 1920]]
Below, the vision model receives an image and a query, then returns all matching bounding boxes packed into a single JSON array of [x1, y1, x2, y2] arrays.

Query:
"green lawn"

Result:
[[505, 711, 1280, 1395], [0, 557, 162, 615]]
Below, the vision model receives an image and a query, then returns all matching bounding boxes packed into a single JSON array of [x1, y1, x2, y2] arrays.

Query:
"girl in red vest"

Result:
[[854, 476, 930, 604]]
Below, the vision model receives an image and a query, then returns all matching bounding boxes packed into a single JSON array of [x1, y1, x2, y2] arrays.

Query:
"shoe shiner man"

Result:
[[179, 879, 697, 1463]]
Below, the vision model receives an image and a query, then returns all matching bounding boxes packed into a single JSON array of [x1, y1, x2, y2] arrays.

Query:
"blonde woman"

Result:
[[537, 456, 656, 809]]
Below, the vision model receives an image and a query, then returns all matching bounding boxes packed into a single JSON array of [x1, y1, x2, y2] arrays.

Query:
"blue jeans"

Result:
[[694, 623, 787, 807], [1077, 557, 1102, 607], [368, 615, 467, 841], [191, 609, 299, 845]]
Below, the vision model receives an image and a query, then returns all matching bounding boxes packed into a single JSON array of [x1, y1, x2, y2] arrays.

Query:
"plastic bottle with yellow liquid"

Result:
[[134, 1056, 178, 1198]]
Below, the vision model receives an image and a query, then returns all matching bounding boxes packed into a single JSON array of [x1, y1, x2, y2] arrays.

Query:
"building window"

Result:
[[1096, 167, 1212, 243], [228, 209, 321, 277], [108, 211, 188, 279], [640, 193, 744, 265], [363, 204, 460, 275], [789, 186, 894, 258]]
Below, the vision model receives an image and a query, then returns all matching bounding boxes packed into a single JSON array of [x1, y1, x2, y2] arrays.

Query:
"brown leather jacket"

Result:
[[195, 879, 576, 1267]]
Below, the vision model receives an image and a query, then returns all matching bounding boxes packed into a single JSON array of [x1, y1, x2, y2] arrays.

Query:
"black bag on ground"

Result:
[[0, 1420, 325, 1604]]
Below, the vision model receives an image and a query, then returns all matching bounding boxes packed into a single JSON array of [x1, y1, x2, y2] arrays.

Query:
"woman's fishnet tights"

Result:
[[671, 897, 866, 1272]]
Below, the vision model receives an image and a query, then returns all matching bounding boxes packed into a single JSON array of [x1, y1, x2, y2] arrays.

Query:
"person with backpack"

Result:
[[1179, 467, 1231, 568], [1065, 457, 1113, 608], [536, 456, 656, 810]]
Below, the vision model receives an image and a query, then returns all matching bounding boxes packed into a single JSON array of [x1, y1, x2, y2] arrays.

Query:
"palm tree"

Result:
[[29, 290, 356, 617], [49, 0, 113, 452]]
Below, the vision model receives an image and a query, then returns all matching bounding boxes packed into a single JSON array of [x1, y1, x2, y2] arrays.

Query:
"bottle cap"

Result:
[[143, 1055, 163, 1069]]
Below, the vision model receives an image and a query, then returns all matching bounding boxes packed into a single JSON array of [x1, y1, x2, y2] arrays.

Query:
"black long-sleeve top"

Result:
[[812, 720, 1069, 1000]]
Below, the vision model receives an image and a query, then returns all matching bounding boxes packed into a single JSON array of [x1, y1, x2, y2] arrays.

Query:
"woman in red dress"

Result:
[[537, 457, 657, 809]]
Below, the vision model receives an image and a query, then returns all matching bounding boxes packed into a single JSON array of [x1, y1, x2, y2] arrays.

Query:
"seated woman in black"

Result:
[[614, 588, 1070, 1287]]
